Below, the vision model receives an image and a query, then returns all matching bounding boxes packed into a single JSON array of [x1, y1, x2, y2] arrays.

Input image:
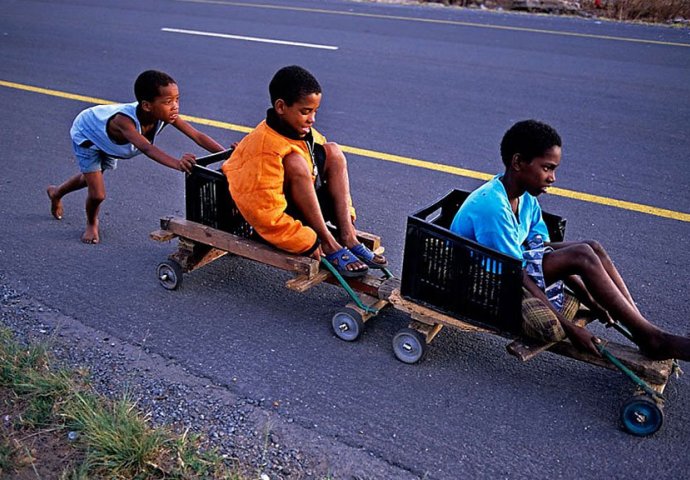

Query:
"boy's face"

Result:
[[515, 145, 561, 196], [275, 92, 321, 138], [141, 83, 180, 124]]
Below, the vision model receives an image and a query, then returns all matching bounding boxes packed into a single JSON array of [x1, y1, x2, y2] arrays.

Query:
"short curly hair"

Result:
[[269, 65, 321, 107], [500, 120, 562, 167], [134, 70, 176, 103]]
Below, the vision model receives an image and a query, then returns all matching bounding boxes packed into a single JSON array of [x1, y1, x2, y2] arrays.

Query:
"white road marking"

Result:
[[161, 27, 338, 50]]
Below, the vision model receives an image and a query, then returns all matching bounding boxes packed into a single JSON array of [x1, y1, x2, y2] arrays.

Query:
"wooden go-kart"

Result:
[[150, 149, 679, 437], [150, 149, 394, 342], [378, 189, 681, 437]]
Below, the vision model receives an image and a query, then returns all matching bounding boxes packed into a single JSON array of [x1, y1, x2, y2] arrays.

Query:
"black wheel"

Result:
[[157, 260, 183, 290], [392, 328, 427, 364], [620, 395, 664, 437], [332, 308, 364, 342]]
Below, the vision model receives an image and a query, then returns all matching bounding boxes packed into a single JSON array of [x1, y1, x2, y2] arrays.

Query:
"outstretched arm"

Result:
[[108, 114, 196, 173], [172, 117, 225, 153]]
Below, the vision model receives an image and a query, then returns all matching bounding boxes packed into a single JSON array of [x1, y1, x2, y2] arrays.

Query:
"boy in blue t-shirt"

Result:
[[47, 70, 225, 244], [451, 119, 690, 361]]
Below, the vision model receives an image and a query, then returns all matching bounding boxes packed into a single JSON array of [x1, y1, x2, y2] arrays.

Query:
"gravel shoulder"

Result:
[[0, 273, 419, 480]]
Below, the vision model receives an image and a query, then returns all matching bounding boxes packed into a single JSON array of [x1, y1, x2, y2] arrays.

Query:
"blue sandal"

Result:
[[350, 243, 388, 269], [325, 247, 368, 278]]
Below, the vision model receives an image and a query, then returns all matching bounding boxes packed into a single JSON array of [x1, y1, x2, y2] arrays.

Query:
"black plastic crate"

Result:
[[400, 189, 566, 333], [185, 165, 254, 238]]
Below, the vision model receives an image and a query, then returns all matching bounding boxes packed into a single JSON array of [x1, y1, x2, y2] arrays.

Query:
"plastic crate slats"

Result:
[[401, 189, 547, 333], [185, 167, 254, 238]]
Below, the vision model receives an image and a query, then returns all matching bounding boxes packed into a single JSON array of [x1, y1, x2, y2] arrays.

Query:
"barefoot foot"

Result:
[[81, 224, 100, 244], [639, 331, 690, 362], [47, 186, 63, 220]]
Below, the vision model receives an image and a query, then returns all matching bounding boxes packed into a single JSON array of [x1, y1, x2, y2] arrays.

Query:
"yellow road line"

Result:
[[0, 80, 115, 105], [2, 79, 688, 223], [177, 0, 690, 48], [340, 144, 689, 222]]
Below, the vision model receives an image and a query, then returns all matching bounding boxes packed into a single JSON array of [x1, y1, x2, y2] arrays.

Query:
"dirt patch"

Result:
[[0, 387, 83, 478]]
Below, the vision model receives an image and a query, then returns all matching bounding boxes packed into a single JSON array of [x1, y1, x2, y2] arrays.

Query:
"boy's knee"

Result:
[[583, 239, 608, 258], [324, 142, 347, 167], [88, 192, 106, 203], [86, 185, 106, 203], [573, 243, 601, 269]]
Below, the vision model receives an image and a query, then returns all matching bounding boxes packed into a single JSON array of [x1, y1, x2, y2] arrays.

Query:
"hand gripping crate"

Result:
[[400, 189, 566, 333]]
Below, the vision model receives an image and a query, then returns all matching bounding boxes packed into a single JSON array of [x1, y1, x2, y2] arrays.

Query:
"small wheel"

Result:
[[620, 395, 664, 437], [157, 260, 183, 290], [332, 308, 365, 342], [392, 328, 427, 364]]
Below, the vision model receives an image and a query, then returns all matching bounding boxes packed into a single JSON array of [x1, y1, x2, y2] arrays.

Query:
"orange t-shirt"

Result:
[[222, 120, 352, 254]]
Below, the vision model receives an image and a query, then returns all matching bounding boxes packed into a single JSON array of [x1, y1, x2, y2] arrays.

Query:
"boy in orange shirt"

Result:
[[222, 65, 386, 277]]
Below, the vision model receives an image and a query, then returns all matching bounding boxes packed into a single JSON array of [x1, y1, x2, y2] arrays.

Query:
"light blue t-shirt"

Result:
[[70, 102, 165, 159], [450, 175, 550, 261]]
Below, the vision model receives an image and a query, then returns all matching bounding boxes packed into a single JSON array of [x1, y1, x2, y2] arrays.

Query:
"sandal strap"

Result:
[[325, 247, 362, 268], [324, 247, 368, 277], [350, 243, 388, 268], [350, 243, 375, 261]]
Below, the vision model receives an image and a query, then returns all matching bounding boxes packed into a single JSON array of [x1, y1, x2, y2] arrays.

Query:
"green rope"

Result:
[[597, 343, 664, 402], [320, 258, 379, 314]]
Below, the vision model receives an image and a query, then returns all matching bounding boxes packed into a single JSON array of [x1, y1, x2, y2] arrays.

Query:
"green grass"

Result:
[[0, 328, 238, 478]]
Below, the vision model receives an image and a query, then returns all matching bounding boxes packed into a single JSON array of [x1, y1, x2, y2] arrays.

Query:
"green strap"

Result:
[[609, 321, 634, 341], [597, 343, 664, 401], [320, 258, 379, 314]]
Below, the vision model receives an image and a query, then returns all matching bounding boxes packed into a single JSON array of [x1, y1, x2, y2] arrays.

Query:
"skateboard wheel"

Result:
[[157, 260, 183, 290], [392, 327, 427, 364], [620, 395, 663, 437], [332, 308, 364, 342]]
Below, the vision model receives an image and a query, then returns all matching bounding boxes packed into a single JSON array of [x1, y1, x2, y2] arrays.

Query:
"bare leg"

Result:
[[283, 152, 366, 273], [47, 173, 88, 219], [322, 143, 386, 265], [563, 275, 614, 324], [81, 171, 106, 244], [543, 243, 690, 361], [551, 240, 639, 314]]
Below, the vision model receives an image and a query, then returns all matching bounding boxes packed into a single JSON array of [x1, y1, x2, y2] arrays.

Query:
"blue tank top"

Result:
[[70, 102, 165, 159]]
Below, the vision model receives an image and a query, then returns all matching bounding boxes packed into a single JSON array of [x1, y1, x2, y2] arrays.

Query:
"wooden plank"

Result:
[[160, 217, 319, 277], [169, 239, 195, 272], [285, 270, 329, 292], [377, 277, 400, 300], [547, 341, 674, 386], [324, 271, 389, 298], [287, 267, 392, 296], [409, 320, 444, 344], [346, 294, 389, 322], [388, 290, 499, 334], [506, 309, 596, 362], [150, 229, 176, 242], [187, 247, 228, 272], [355, 230, 381, 252]]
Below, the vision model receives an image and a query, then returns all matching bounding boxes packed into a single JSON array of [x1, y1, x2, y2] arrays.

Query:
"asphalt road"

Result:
[[1, 0, 689, 478]]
